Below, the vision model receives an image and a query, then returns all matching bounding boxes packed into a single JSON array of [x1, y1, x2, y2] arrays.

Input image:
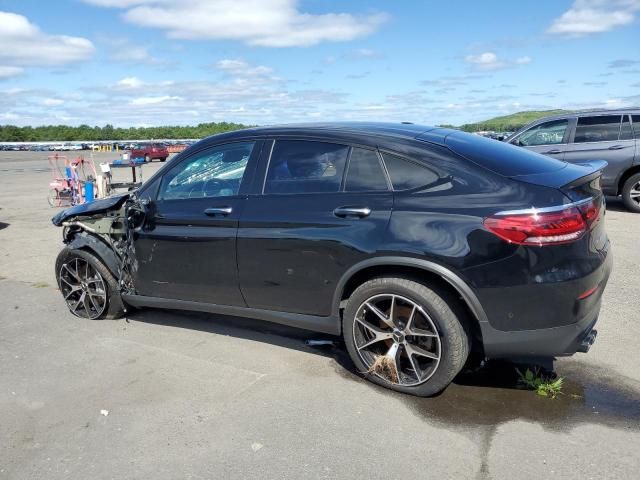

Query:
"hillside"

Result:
[[458, 110, 570, 133]]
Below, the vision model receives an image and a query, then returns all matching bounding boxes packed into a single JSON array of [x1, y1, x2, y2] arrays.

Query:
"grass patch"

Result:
[[32, 281, 50, 288], [516, 367, 564, 398]]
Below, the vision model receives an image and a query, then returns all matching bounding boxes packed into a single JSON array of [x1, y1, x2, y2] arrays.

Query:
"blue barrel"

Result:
[[85, 181, 94, 203]]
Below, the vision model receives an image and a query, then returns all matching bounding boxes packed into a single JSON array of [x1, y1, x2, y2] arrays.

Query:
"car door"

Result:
[[237, 139, 393, 316], [132, 140, 262, 305], [562, 114, 636, 194], [508, 118, 571, 160]]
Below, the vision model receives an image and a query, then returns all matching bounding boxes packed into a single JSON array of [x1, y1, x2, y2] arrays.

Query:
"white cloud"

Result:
[[107, 38, 161, 64], [0, 11, 94, 66], [0, 66, 23, 78], [465, 52, 502, 70], [547, 0, 640, 35], [465, 52, 532, 71], [129, 95, 181, 105], [215, 59, 273, 76], [82, 0, 388, 47], [115, 76, 145, 89], [42, 98, 64, 106]]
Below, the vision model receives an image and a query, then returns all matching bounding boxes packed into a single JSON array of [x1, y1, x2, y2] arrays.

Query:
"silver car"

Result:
[[506, 109, 640, 212]]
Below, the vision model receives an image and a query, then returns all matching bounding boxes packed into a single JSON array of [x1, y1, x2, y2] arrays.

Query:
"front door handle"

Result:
[[333, 206, 371, 218], [544, 149, 563, 154], [608, 145, 625, 150], [204, 206, 233, 216]]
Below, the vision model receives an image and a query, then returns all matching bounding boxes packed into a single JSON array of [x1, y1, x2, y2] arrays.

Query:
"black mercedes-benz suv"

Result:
[[52, 123, 612, 396]]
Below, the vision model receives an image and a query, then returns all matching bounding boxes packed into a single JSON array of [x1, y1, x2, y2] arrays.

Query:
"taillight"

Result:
[[484, 198, 600, 246]]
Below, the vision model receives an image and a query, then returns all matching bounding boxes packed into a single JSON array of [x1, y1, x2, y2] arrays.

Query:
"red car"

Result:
[[130, 143, 169, 162]]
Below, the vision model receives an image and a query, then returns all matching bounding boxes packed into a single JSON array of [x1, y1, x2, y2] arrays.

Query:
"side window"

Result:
[[345, 148, 389, 192], [158, 141, 254, 200], [574, 115, 621, 143], [264, 140, 349, 194], [382, 153, 439, 191], [620, 116, 633, 140], [632, 115, 640, 139], [517, 119, 568, 146]]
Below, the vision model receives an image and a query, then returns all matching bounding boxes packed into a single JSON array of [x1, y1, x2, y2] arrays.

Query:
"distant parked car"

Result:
[[506, 109, 640, 212], [130, 143, 169, 162]]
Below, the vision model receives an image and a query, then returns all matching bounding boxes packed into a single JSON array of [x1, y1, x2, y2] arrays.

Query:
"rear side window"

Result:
[[265, 140, 348, 194], [632, 115, 640, 138], [620, 116, 633, 140], [574, 115, 621, 143], [517, 119, 568, 146], [345, 148, 388, 192], [382, 153, 439, 191]]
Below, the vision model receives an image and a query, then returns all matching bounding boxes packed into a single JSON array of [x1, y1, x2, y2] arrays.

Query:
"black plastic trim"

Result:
[[121, 294, 341, 335]]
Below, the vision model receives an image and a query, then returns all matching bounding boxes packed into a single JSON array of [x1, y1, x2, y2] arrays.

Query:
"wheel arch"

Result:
[[65, 232, 121, 278], [333, 257, 488, 348], [617, 164, 640, 195]]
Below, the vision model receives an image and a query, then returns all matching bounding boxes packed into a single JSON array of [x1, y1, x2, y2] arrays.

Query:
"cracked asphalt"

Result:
[[1, 151, 639, 479]]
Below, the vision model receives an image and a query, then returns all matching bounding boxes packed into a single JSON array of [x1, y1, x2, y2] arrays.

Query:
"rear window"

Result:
[[443, 132, 567, 177], [574, 115, 621, 143], [382, 153, 439, 190], [632, 115, 640, 138]]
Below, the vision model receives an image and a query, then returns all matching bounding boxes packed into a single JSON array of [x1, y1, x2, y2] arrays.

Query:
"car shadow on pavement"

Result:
[[125, 308, 640, 432], [604, 196, 629, 212]]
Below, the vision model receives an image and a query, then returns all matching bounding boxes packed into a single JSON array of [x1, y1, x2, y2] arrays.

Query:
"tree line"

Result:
[[0, 122, 248, 142]]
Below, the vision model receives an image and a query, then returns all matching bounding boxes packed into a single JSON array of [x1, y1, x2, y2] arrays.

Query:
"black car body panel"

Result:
[[53, 122, 612, 359]]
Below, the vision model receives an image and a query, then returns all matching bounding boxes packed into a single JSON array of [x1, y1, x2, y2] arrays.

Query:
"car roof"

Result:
[[202, 122, 460, 144], [531, 108, 640, 123]]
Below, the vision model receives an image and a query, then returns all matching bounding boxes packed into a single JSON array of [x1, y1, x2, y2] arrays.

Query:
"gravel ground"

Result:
[[1, 151, 639, 480]]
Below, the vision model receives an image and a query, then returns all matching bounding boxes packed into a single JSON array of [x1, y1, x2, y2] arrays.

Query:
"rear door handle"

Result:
[[544, 149, 563, 154], [333, 206, 371, 218], [204, 206, 233, 216], [608, 145, 625, 150]]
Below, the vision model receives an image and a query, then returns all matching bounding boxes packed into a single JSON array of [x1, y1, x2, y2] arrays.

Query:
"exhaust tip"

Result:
[[577, 329, 598, 353]]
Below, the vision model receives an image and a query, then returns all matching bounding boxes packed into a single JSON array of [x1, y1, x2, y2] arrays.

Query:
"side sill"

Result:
[[121, 294, 341, 335]]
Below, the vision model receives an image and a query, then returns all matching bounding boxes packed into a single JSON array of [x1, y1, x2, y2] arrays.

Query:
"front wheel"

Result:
[[55, 248, 125, 319], [343, 277, 470, 397], [621, 173, 640, 213]]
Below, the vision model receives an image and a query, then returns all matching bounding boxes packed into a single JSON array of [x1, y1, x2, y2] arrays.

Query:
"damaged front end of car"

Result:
[[51, 193, 149, 298]]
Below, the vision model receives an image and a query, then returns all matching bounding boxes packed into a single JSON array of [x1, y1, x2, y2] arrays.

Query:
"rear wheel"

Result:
[[621, 173, 640, 213], [343, 277, 470, 396], [55, 248, 125, 320]]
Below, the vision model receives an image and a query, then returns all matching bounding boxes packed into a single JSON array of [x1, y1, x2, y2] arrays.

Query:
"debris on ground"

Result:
[[368, 355, 399, 383], [100, 409, 109, 416], [251, 442, 264, 452], [304, 339, 335, 347]]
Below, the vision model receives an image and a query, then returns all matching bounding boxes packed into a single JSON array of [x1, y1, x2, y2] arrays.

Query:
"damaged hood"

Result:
[[51, 193, 130, 226]]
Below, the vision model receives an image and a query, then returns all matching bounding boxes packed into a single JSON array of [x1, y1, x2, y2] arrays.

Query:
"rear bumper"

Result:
[[480, 309, 600, 358], [478, 247, 612, 358]]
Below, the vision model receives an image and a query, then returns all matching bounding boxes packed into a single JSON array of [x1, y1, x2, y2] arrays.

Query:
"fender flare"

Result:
[[67, 232, 121, 278], [332, 256, 489, 325]]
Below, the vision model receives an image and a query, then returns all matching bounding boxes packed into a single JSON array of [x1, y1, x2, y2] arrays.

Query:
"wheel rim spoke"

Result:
[[59, 258, 107, 319], [405, 342, 438, 360], [364, 301, 394, 328], [353, 293, 441, 387]]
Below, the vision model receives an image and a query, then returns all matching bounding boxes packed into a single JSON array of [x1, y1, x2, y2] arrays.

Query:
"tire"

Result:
[[55, 247, 125, 320], [144, 154, 150, 163], [343, 277, 470, 397], [160, 157, 166, 162], [621, 173, 640, 213]]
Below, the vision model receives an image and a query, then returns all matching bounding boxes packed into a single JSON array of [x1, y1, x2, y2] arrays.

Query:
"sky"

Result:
[[0, 0, 639, 128]]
